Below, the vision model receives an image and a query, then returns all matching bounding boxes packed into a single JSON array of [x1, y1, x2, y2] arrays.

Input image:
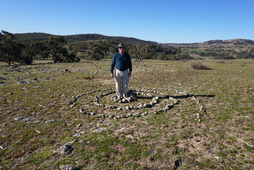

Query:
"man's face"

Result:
[[118, 47, 124, 54]]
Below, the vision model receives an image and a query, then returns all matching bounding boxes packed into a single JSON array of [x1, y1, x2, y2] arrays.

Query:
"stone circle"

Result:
[[69, 87, 206, 120]]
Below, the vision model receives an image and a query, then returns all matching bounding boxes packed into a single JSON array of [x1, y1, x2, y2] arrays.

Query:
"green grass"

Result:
[[0, 59, 254, 169]]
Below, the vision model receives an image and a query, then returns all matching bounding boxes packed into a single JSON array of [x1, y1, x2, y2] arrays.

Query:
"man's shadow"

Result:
[[136, 94, 215, 100], [173, 94, 216, 99]]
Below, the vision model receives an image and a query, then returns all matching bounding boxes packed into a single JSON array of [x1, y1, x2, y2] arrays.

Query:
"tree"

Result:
[[87, 41, 110, 60], [45, 36, 79, 63], [0, 30, 23, 65]]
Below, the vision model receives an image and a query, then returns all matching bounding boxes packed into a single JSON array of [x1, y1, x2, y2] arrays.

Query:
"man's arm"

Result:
[[110, 54, 116, 78], [128, 54, 132, 76]]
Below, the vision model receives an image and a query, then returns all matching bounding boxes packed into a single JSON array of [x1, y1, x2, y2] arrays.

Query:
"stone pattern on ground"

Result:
[[68, 88, 206, 120]]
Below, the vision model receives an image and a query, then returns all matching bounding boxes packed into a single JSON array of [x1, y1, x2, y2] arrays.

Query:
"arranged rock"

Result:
[[59, 164, 78, 170], [169, 97, 178, 104], [31, 78, 39, 82], [79, 108, 84, 113], [68, 88, 205, 120], [76, 123, 82, 128], [70, 103, 76, 108], [14, 116, 25, 121]]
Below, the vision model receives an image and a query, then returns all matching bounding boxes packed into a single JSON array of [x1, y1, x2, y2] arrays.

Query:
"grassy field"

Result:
[[0, 59, 254, 169]]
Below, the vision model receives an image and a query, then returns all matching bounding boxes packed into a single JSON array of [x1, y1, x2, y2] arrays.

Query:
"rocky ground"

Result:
[[0, 59, 253, 169]]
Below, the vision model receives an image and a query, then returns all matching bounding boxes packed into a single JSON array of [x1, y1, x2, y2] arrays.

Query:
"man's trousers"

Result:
[[114, 69, 129, 98]]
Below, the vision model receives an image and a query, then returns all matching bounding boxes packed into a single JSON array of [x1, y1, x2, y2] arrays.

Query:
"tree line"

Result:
[[1, 30, 192, 65], [0, 31, 80, 65], [67, 40, 191, 61]]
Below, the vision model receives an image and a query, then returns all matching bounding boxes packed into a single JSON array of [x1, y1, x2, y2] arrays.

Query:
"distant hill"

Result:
[[14, 33, 53, 42], [14, 32, 153, 45], [167, 39, 254, 54], [13, 33, 254, 59]]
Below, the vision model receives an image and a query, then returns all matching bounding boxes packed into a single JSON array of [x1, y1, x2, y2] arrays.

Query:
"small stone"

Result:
[[71, 96, 77, 102], [31, 78, 39, 82], [22, 117, 34, 121], [108, 115, 114, 118], [76, 123, 82, 128], [141, 112, 148, 116], [64, 69, 70, 73], [59, 164, 77, 170], [91, 127, 107, 133], [117, 107, 122, 110], [115, 127, 131, 134], [90, 112, 96, 115], [172, 160, 182, 170], [74, 133, 81, 137], [35, 129, 41, 133], [55, 144, 74, 155], [82, 111, 88, 115], [121, 98, 129, 103], [45, 119, 56, 124], [70, 103, 76, 108], [18, 81, 27, 85], [126, 135, 134, 139], [127, 113, 133, 117], [79, 108, 84, 113], [144, 103, 152, 108], [14, 116, 24, 121]]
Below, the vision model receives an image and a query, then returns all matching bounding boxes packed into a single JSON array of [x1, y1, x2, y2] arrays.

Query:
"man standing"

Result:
[[110, 43, 132, 101]]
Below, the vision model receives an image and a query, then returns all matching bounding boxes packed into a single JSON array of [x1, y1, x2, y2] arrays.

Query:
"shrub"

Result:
[[190, 62, 211, 70]]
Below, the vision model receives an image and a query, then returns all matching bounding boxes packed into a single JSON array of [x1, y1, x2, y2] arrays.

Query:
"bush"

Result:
[[190, 62, 211, 70], [19, 56, 33, 65]]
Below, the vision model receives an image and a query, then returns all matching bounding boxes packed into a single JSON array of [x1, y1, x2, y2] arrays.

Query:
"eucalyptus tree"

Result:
[[0, 30, 23, 65]]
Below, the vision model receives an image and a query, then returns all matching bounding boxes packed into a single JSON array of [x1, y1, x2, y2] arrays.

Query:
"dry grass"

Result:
[[0, 59, 254, 169]]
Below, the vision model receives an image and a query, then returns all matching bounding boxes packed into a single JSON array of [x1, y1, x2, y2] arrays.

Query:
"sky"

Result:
[[1, 0, 254, 43]]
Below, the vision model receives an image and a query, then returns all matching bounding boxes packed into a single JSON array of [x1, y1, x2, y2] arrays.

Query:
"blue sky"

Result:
[[1, 0, 254, 43]]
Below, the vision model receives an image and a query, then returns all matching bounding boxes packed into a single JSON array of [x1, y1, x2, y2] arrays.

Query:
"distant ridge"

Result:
[[14, 32, 154, 45], [166, 39, 254, 45], [203, 39, 254, 45], [14, 32, 253, 45], [166, 38, 254, 53], [13, 32, 254, 54], [14, 32, 54, 42]]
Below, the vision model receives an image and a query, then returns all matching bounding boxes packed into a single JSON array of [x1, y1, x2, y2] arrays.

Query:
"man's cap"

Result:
[[118, 43, 125, 48]]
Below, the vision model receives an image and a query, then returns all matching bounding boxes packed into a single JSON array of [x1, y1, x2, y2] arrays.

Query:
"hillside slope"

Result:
[[167, 39, 254, 53], [14, 32, 153, 45]]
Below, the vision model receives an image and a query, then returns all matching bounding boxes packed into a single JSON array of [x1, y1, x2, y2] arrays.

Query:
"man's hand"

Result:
[[111, 73, 114, 78], [129, 72, 132, 77]]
